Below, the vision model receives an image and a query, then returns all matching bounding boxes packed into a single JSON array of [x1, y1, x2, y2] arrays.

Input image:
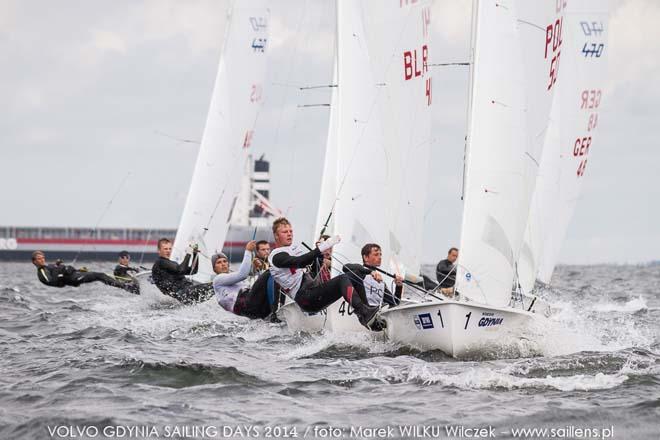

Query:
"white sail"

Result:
[[456, 1, 562, 306], [534, 0, 610, 284], [172, 3, 270, 275], [329, 0, 433, 276], [314, 59, 339, 239]]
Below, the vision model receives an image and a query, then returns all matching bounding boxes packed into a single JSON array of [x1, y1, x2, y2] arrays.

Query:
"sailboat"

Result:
[[382, 0, 610, 358], [278, 0, 434, 332], [169, 2, 272, 280]]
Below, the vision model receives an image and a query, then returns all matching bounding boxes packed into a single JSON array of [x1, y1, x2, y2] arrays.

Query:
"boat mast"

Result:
[[461, 0, 479, 201]]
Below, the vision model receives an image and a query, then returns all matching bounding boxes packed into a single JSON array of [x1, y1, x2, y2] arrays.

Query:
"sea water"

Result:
[[1, 262, 658, 439]]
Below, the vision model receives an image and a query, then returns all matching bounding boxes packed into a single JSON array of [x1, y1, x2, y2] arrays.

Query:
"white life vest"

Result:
[[268, 244, 307, 299], [363, 274, 386, 306]]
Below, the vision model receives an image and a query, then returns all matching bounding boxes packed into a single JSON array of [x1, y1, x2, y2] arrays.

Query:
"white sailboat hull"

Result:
[[380, 300, 546, 358], [277, 302, 328, 333]]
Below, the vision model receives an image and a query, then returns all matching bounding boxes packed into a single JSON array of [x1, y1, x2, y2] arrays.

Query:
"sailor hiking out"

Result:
[[267, 217, 385, 331], [212, 241, 278, 320], [151, 238, 214, 304], [343, 243, 403, 308], [32, 251, 136, 294], [112, 250, 140, 295]]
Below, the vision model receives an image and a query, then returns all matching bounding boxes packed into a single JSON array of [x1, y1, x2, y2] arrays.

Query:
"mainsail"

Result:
[[520, 0, 610, 290], [325, 0, 433, 276], [172, 2, 270, 275], [456, 1, 563, 306]]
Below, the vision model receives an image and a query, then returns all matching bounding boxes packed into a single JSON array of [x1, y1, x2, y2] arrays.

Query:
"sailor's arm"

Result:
[[272, 248, 322, 268], [214, 250, 254, 287], [159, 254, 193, 275], [342, 263, 372, 277]]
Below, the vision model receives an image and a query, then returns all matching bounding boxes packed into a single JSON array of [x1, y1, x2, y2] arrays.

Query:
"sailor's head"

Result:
[[447, 247, 459, 264], [118, 250, 131, 264], [212, 252, 229, 274], [272, 217, 293, 247], [361, 243, 382, 267], [31, 250, 46, 267], [157, 238, 173, 259], [255, 240, 270, 259]]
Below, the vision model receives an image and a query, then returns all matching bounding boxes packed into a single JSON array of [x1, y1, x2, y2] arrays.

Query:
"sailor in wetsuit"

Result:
[[250, 240, 271, 277], [151, 238, 214, 304], [435, 247, 458, 298], [267, 217, 385, 331], [212, 241, 274, 319], [32, 251, 132, 292], [343, 243, 403, 308], [112, 250, 140, 295]]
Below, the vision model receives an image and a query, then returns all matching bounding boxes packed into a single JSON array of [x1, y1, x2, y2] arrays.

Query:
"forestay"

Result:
[[328, 0, 433, 276], [456, 1, 561, 306], [520, 0, 610, 288], [172, 2, 270, 276]]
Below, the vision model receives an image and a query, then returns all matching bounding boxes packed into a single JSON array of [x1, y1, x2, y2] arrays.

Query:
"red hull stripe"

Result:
[[17, 238, 252, 247]]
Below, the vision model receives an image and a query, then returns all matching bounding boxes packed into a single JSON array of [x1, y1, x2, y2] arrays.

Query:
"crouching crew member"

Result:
[[268, 217, 385, 331], [343, 243, 402, 307], [113, 250, 140, 295]]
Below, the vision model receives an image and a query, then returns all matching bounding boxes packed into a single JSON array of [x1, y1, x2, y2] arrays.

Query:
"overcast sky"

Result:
[[1, 0, 658, 265]]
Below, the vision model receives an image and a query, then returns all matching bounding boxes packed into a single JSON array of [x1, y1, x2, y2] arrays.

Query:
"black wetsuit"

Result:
[[232, 270, 274, 319], [151, 253, 214, 304], [36, 264, 128, 290], [113, 264, 141, 295], [342, 263, 402, 307], [270, 248, 376, 325], [435, 259, 456, 288]]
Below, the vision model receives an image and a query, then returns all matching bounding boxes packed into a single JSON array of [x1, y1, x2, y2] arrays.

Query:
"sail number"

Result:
[[545, 3, 565, 91], [338, 301, 354, 316], [574, 89, 602, 177]]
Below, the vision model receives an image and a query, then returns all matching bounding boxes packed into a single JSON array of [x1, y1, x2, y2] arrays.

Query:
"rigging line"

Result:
[[297, 103, 331, 108], [299, 84, 338, 90], [271, 0, 309, 153], [72, 171, 132, 265], [429, 62, 470, 66], [517, 19, 545, 32], [138, 228, 152, 267], [153, 130, 200, 145]]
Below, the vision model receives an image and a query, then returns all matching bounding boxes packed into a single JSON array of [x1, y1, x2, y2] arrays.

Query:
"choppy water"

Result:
[[1, 262, 658, 439]]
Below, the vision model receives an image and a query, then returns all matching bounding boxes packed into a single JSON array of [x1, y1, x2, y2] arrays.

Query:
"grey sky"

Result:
[[1, 1, 657, 265]]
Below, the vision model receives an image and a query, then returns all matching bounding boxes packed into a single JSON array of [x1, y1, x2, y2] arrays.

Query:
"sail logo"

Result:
[[580, 21, 604, 36], [0, 238, 18, 250], [249, 16, 268, 32], [478, 316, 503, 327], [414, 313, 434, 330], [251, 38, 267, 53]]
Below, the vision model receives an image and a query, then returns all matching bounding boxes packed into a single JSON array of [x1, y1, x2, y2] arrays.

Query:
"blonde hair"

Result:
[[272, 217, 291, 235]]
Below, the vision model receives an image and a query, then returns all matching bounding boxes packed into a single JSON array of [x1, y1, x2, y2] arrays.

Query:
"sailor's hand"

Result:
[[371, 271, 383, 282], [394, 274, 403, 286], [318, 235, 340, 253], [323, 257, 332, 269], [253, 258, 264, 270], [188, 243, 199, 254], [245, 240, 257, 252]]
